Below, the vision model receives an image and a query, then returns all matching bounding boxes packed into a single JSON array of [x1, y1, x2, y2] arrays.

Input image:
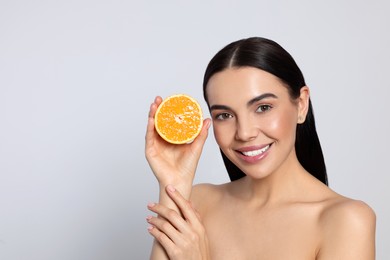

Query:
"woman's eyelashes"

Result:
[[213, 104, 273, 120], [215, 112, 233, 120], [256, 104, 273, 113]]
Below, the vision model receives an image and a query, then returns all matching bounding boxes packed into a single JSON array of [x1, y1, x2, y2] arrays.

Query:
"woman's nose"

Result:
[[235, 117, 259, 141]]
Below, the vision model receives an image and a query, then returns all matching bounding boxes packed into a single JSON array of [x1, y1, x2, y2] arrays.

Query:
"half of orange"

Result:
[[154, 94, 203, 144]]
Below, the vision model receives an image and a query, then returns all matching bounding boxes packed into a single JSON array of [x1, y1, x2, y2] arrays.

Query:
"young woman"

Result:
[[145, 37, 376, 259]]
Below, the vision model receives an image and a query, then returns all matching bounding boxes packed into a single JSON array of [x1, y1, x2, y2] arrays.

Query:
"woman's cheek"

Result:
[[213, 123, 232, 146], [213, 124, 224, 145], [270, 116, 286, 133], [265, 112, 296, 139]]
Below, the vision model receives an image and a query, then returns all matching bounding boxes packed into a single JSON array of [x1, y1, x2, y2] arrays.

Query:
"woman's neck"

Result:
[[237, 153, 313, 208]]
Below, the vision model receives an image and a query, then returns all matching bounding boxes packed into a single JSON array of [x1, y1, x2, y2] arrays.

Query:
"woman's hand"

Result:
[[147, 185, 210, 260], [145, 96, 211, 198]]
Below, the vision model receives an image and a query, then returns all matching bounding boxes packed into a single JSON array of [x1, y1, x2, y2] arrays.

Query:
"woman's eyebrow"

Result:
[[210, 93, 278, 112], [247, 93, 277, 107], [209, 104, 231, 111]]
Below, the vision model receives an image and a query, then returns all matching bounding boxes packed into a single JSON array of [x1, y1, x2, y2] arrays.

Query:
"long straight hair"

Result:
[[202, 37, 328, 185]]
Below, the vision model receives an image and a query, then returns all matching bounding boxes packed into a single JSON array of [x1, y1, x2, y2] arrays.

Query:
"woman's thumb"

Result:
[[192, 118, 211, 148]]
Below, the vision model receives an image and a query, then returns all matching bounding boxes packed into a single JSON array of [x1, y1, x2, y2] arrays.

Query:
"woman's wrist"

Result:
[[159, 182, 192, 200]]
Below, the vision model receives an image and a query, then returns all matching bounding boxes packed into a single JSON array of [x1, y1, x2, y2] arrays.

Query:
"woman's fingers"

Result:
[[145, 107, 155, 140], [165, 185, 202, 226], [147, 213, 182, 243], [147, 203, 194, 250], [190, 118, 211, 155], [146, 188, 209, 259], [197, 118, 212, 142], [147, 223, 176, 253], [147, 202, 191, 235], [155, 95, 163, 104], [145, 96, 163, 155], [146, 97, 159, 141], [148, 96, 162, 118]]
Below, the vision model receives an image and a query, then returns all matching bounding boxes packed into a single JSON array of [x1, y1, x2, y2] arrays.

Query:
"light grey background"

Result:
[[1, 1, 389, 259]]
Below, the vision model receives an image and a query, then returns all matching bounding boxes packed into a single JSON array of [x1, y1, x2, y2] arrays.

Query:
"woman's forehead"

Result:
[[206, 67, 289, 105]]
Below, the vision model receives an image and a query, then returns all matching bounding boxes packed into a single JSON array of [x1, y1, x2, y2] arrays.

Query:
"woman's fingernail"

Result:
[[147, 202, 155, 208], [166, 185, 175, 193], [147, 225, 154, 232], [206, 119, 211, 129], [146, 216, 152, 222]]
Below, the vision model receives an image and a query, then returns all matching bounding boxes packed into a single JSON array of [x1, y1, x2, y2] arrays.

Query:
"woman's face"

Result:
[[206, 67, 308, 179]]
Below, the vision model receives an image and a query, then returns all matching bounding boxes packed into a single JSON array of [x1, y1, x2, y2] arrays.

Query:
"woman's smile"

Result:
[[235, 143, 273, 163]]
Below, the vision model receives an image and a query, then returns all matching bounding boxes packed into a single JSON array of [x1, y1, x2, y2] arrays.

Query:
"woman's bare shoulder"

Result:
[[317, 194, 376, 259], [319, 194, 376, 227], [306, 178, 375, 224]]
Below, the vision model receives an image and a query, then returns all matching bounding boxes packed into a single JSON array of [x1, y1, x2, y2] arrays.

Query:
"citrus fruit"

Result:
[[154, 94, 203, 144]]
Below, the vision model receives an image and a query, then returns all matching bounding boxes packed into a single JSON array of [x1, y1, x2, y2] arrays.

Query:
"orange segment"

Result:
[[155, 94, 203, 144]]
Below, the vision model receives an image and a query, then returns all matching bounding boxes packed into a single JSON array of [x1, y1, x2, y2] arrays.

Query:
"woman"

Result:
[[145, 37, 376, 259]]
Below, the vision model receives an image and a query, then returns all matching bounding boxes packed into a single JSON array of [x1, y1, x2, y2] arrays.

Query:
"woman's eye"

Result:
[[215, 112, 233, 120], [256, 104, 272, 113]]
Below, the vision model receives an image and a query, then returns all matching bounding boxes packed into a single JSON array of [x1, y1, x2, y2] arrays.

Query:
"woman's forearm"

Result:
[[149, 238, 168, 260], [149, 183, 193, 259]]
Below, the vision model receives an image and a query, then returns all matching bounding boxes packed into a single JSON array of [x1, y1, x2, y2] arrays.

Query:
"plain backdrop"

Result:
[[1, 1, 389, 259]]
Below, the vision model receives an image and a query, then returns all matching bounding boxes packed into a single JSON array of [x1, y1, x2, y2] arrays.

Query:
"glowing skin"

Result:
[[146, 67, 376, 260], [207, 67, 308, 180]]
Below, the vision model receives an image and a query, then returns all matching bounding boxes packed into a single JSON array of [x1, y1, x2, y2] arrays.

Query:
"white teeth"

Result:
[[241, 145, 270, 157]]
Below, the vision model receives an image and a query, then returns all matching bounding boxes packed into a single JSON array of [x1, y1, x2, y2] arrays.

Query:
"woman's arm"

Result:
[[317, 200, 376, 259], [147, 185, 210, 260], [148, 185, 194, 260], [145, 96, 211, 259]]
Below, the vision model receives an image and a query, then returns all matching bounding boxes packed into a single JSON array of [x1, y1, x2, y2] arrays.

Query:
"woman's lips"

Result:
[[235, 143, 272, 163]]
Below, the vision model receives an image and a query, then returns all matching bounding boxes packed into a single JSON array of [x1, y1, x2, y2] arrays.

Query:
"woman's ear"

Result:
[[297, 86, 310, 124]]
